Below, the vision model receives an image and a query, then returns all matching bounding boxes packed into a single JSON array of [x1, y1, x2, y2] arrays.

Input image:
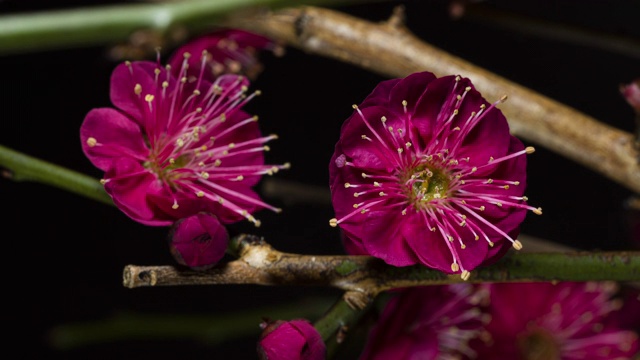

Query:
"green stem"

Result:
[[0, 0, 358, 56], [314, 294, 372, 358], [48, 296, 335, 350], [0, 145, 112, 205]]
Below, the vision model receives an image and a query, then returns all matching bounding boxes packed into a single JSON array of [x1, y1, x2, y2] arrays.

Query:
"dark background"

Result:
[[2, 0, 639, 358]]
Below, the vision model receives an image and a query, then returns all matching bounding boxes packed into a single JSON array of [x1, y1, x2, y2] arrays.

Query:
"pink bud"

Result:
[[168, 212, 229, 270], [621, 79, 640, 113], [257, 319, 325, 360]]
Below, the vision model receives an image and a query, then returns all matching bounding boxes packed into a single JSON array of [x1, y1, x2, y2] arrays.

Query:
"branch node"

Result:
[[385, 5, 407, 30], [343, 290, 373, 310]]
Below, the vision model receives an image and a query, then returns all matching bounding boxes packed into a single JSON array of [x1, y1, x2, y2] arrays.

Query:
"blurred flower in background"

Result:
[[471, 281, 639, 360], [359, 283, 489, 360], [168, 28, 284, 82]]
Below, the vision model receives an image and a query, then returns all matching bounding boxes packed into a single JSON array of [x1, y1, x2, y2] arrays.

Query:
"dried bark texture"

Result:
[[225, 6, 640, 194], [123, 235, 640, 308]]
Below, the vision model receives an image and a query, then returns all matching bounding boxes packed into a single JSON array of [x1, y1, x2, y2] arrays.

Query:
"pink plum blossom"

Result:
[[81, 56, 288, 226], [257, 319, 326, 360], [168, 212, 229, 270], [168, 28, 284, 82], [329, 71, 541, 278], [360, 284, 490, 360], [472, 282, 639, 359]]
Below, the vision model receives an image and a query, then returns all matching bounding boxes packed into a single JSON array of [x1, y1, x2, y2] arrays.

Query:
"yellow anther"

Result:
[[461, 270, 470, 281], [86, 137, 97, 147], [533, 207, 543, 215], [134, 84, 142, 95], [513, 240, 523, 250], [196, 191, 204, 197], [145, 94, 154, 102], [451, 263, 460, 272], [329, 218, 338, 227], [525, 146, 536, 154]]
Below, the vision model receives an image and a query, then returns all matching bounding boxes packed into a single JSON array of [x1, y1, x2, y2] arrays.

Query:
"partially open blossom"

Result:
[[81, 56, 288, 226], [360, 284, 489, 360], [168, 28, 284, 82], [257, 318, 325, 360], [168, 212, 228, 270], [329, 71, 541, 278], [472, 282, 639, 360]]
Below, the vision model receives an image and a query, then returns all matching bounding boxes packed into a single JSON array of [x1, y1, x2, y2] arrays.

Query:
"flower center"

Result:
[[146, 150, 193, 188], [403, 163, 451, 210], [518, 328, 561, 360]]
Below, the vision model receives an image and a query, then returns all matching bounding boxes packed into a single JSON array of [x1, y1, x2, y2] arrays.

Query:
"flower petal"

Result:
[[80, 108, 149, 171]]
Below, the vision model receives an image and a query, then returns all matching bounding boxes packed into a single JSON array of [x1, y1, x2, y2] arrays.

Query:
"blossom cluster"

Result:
[[361, 282, 639, 360], [78, 28, 639, 360]]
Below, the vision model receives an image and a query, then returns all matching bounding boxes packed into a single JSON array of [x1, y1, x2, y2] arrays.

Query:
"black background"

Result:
[[2, 0, 639, 358]]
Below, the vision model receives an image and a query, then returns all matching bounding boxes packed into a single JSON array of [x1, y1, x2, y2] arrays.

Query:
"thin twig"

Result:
[[225, 6, 640, 194], [123, 234, 640, 309], [453, 3, 640, 59]]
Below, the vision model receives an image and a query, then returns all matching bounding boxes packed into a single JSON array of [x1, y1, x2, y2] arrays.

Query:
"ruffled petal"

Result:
[[103, 157, 170, 226], [80, 108, 149, 171]]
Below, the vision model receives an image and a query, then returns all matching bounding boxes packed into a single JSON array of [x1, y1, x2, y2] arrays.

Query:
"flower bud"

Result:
[[257, 319, 325, 360], [168, 212, 229, 270], [621, 79, 640, 113]]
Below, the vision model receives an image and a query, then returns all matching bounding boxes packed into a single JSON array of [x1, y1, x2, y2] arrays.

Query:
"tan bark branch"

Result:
[[224, 6, 640, 194], [123, 234, 640, 309]]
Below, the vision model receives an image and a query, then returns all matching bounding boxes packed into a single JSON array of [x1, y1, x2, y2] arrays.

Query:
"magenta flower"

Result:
[[472, 282, 639, 359], [360, 284, 490, 360], [257, 319, 326, 360], [329, 71, 541, 278], [81, 57, 288, 226], [168, 28, 283, 82], [168, 212, 229, 270]]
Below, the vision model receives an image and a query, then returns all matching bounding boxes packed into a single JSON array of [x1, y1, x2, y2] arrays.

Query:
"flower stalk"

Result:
[[0, 144, 112, 205], [0, 0, 356, 55], [123, 234, 640, 308]]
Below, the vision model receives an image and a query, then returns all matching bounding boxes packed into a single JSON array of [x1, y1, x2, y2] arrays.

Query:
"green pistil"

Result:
[[405, 164, 451, 210]]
